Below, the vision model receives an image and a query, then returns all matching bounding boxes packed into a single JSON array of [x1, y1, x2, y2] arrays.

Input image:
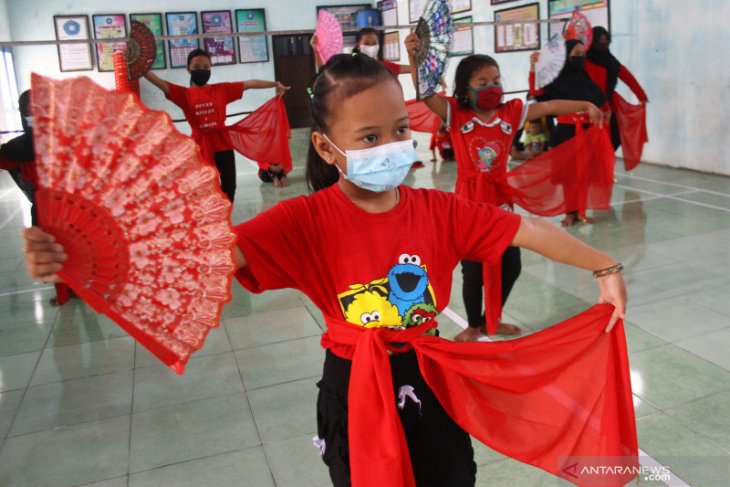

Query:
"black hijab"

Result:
[[538, 39, 605, 107], [0, 90, 34, 162], [586, 26, 621, 99]]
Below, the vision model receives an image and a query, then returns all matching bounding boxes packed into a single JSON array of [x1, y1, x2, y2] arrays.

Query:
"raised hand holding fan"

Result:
[[535, 33, 567, 89], [415, 0, 454, 100], [563, 8, 593, 49], [31, 73, 237, 374], [315, 10, 343, 63], [125, 20, 157, 80]]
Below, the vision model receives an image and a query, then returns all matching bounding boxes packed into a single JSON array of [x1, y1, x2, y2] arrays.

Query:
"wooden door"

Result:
[[272, 34, 315, 129]]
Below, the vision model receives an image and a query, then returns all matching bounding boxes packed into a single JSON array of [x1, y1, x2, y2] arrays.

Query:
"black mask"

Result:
[[569, 56, 586, 70], [190, 69, 211, 86]]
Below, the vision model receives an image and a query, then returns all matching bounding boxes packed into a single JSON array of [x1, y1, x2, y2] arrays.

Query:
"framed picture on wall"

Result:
[[548, 0, 610, 38], [165, 12, 200, 68], [201, 10, 236, 66], [382, 31, 400, 61], [130, 13, 166, 70], [92, 14, 127, 72], [449, 16, 474, 56], [491, 0, 518, 5], [409, 0, 428, 23], [452, 0, 472, 15], [494, 3, 540, 53], [235, 9, 269, 63], [378, 0, 398, 27], [54, 15, 93, 72]]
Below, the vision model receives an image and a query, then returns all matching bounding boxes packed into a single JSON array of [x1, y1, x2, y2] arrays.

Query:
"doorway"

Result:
[[272, 34, 315, 129]]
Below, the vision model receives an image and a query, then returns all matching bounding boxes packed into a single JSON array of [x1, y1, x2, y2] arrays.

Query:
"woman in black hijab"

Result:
[[530, 39, 607, 226], [586, 26, 648, 150]]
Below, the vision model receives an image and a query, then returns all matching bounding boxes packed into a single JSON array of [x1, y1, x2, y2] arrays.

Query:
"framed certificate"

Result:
[[235, 9, 269, 63], [130, 13, 166, 70], [382, 31, 401, 61], [92, 14, 127, 72], [202, 10, 236, 66], [165, 12, 200, 68], [494, 3, 541, 53], [54, 15, 93, 72], [449, 16, 474, 57]]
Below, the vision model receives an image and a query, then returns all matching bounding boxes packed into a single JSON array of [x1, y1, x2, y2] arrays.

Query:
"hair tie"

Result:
[[307, 86, 314, 99], [352, 52, 359, 57]]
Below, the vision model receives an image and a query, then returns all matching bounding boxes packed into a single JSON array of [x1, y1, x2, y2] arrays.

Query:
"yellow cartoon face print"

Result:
[[343, 290, 402, 328]]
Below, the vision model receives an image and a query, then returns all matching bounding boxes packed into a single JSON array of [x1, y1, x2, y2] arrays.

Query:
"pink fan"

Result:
[[31, 73, 237, 374], [563, 8, 593, 49], [315, 10, 343, 63]]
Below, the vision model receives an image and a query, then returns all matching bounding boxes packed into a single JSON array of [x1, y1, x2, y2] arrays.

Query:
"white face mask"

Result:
[[324, 134, 417, 193], [359, 44, 380, 59]]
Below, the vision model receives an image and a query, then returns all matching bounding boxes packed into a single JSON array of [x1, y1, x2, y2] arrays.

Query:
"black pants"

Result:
[[316, 350, 476, 487], [214, 149, 236, 202], [461, 246, 522, 329]]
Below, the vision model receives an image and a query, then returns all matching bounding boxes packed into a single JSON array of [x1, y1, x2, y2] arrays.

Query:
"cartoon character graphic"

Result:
[[469, 136, 503, 173], [402, 303, 438, 328], [338, 254, 437, 329], [388, 254, 429, 316], [343, 288, 402, 328]]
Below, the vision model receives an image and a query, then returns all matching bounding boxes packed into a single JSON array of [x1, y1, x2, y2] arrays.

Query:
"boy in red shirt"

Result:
[[144, 49, 288, 202]]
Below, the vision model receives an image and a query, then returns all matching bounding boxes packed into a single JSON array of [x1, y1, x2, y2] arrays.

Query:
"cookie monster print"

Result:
[[388, 254, 429, 316]]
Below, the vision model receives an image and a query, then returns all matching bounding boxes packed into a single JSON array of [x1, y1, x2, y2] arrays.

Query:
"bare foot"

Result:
[[453, 327, 486, 342], [278, 175, 288, 187], [495, 322, 522, 335], [577, 214, 593, 224], [273, 176, 282, 188], [561, 214, 577, 227]]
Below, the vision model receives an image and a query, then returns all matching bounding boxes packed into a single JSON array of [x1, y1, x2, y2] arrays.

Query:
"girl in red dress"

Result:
[[144, 49, 289, 201], [405, 33, 604, 341]]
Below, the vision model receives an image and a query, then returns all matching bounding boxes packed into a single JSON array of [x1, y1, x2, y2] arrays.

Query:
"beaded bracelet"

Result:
[[592, 263, 624, 278]]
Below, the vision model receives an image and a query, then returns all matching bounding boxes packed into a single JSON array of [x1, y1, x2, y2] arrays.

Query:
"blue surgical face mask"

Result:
[[324, 135, 417, 193]]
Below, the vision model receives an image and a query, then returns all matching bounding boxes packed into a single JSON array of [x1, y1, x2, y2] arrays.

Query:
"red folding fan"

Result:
[[315, 10, 343, 63], [125, 20, 157, 80], [31, 73, 237, 374]]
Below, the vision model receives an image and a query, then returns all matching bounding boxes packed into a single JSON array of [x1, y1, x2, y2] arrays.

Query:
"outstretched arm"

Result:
[[244, 80, 290, 97], [310, 35, 324, 70], [404, 32, 448, 122], [143, 70, 170, 96], [512, 217, 626, 331], [526, 99, 603, 126], [23, 226, 250, 284]]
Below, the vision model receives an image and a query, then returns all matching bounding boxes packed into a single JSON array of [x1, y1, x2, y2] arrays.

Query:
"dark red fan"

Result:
[[125, 20, 157, 80]]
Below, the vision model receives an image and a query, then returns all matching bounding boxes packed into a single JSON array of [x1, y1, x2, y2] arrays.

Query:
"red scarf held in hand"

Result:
[[321, 304, 638, 487]]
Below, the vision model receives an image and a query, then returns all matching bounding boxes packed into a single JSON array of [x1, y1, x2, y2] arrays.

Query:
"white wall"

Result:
[[5, 0, 728, 175], [0, 0, 10, 42]]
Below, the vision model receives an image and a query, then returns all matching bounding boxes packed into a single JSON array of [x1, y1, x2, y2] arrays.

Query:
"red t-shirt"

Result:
[[446, 97, 527, 206], [234, 184, 520, 355], [166, 82, 245, 156], [381, 60, 401, 76]]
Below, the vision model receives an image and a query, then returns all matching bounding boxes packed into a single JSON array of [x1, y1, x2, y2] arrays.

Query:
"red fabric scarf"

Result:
[[228, 97, 293, 173], [503, 124, 615, 217], [321, 304, 638, 487], [612, 93, 648, 171]]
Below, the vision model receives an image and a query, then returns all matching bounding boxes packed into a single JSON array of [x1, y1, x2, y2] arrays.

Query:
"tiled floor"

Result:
[[1, 129, 729, 486]]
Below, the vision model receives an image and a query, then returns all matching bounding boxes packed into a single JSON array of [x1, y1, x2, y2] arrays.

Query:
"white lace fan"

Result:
[[535, 33, 567, 89], [31, 73, 237, 374]]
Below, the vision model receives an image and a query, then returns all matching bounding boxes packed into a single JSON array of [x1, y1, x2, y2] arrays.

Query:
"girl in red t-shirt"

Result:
[[24, 54, 630, 487], [405, 33, 604, 341], [143, 49, 289, 202]]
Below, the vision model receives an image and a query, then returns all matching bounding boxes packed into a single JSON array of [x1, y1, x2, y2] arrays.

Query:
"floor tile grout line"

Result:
[[2, 307, 62, 449], [0, 285, 54, 297], [0, 207, 21, 231], [127, 336, 137, 485], [618, 171, 730, 198], [224, 318, 278, 486]]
